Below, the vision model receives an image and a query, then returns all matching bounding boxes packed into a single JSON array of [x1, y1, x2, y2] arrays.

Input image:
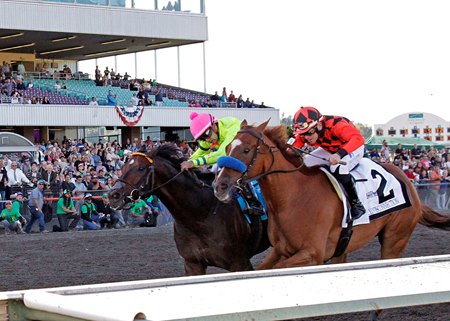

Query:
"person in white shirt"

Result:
[[6, 161, 32, 187], [380, 141, 391, 163], [129, 93, 140, 106], [89, 97, 99, 106]]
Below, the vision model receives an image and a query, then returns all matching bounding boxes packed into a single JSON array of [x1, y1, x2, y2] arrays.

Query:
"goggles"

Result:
[[295, 122, 310, 130], [199, 128, 213, 141], [300, 127, 317, 137]]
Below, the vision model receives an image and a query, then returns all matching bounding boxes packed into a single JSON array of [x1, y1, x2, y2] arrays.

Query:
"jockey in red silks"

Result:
[[292, 106, 366, 221]]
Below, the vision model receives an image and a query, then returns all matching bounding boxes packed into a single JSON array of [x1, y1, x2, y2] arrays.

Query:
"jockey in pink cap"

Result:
[[181, 112, 241, 171], [182, 112, 267, 217]]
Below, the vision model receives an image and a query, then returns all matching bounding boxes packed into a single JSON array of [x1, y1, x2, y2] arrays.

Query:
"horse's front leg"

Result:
[[257, 248, 282, 270], [184, 260, 207, 276]]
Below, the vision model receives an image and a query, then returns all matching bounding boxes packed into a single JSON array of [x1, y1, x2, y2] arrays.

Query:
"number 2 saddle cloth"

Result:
[[321, 158, 411, 228]]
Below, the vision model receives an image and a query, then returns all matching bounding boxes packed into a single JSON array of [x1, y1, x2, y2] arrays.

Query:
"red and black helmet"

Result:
[[293, 106, 323, 135]]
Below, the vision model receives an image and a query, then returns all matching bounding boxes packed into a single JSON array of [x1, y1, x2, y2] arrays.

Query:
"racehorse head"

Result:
[[108, 147, 155, 209], [213, 119, 289, 202], [108, 144, 187, 210]]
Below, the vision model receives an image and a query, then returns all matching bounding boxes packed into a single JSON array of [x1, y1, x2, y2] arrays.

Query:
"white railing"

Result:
[[0, 255, 448, 321]]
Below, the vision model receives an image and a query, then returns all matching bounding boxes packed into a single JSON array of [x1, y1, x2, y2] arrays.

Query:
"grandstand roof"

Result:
[[0, 1, 207, 60]]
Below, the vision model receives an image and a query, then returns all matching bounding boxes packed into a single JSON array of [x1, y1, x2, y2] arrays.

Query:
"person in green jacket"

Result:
[[1, 200, 26, 234], [129, 198, 151, 227], [55, 189, 79, 232]]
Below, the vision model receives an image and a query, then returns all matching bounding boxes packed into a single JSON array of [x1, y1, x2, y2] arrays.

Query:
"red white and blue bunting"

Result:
[[115, 105, 144, 126]]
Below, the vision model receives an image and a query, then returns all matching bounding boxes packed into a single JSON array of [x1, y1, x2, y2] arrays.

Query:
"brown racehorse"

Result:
[[108, 144, 270, 275], [213, 120, 450, 270]]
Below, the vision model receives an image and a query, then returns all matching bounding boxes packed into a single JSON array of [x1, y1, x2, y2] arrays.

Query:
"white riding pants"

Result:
[[303, 145, 365, 175]]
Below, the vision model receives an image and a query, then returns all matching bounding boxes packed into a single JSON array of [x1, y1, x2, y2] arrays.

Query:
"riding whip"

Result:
[[286, 138, 347, 165]]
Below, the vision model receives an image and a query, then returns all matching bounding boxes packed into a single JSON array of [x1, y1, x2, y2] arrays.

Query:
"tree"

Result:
[[280, 112, 293, 126], [281, 113, 294, 138], [355, 123, 372, 139]]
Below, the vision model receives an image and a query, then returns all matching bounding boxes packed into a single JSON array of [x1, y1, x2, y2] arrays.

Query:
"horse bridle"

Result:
[[235, 129, 304, 185], [117, 152, 184, 202]]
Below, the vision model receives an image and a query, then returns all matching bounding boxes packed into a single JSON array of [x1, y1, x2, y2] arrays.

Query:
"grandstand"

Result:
[[0, 0, 280, 144]]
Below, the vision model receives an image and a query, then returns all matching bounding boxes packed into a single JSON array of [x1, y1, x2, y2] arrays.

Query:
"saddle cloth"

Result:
[[321, 158, 411, 228]]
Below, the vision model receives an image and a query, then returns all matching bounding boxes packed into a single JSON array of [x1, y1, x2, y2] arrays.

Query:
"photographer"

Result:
[[96, 193, 119, 229], [143, 195, 160, 227]]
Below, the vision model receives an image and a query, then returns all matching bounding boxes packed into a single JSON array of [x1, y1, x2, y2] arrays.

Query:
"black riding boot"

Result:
[[336, 173, 366, 221]]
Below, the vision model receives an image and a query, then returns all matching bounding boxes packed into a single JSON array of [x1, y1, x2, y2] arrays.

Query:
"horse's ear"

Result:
[[256, 118, 271, 133], [240, 119, 248, 128]]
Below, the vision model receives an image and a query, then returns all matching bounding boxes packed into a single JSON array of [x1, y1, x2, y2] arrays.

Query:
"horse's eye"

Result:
[[243, 148, 251, 153], [138, 167, 146, 171]]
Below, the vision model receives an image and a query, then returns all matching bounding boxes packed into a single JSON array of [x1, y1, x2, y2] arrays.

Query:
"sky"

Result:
[[202, 0, 450, 126], [80, 0, 450, 126]]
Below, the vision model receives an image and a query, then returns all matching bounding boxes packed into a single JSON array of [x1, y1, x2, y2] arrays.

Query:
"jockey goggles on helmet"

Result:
[[299, 126, 317, 137], [199, 127, 213, 141], [293, 106, 322, 136]]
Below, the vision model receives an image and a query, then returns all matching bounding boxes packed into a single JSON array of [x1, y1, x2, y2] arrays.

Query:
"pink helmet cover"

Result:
[[190, 112, 216, 140]]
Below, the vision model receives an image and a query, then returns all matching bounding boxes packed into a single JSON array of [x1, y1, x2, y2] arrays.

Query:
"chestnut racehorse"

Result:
[[213, 120, 450, 270], [108, 144, 270, 275]]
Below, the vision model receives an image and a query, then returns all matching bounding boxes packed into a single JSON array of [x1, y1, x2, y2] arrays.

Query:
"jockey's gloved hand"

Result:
[[180, 160, 194, 171], [329, 153, 341, 165]]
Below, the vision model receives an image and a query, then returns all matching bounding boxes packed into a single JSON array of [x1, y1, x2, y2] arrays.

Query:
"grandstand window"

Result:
[[376, 128, 383, 136], [436, 127, 443, 133], [400, 129, 408, 135], [423, 128, 432, 134], [424, 136, 432, 141], [412, 128, 419, 134], [436, 136, 444, 141], [388, 129, 396, 135]]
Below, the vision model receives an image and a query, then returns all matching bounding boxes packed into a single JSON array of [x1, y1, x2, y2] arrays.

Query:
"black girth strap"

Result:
[[329, 221, 354, 259]]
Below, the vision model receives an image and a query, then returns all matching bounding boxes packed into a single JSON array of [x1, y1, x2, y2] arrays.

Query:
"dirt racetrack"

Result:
[[1, 221, 449, 321]]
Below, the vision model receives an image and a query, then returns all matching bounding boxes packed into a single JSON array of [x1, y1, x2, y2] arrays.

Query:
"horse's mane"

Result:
[[147, 143, 186, 168], [263, 124, 304, 167], [143, 143, 215, 186], [263, 125, 288, 150]]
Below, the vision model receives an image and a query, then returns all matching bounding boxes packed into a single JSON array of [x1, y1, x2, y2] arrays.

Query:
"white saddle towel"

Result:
[[321, 158, 409, 228]]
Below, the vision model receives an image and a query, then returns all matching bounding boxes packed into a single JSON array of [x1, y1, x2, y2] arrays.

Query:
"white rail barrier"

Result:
[[0, 255, 449, 321]]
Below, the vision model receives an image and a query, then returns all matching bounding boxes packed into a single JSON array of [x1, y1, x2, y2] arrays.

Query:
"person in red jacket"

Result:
[[292, 106, 366, 221]]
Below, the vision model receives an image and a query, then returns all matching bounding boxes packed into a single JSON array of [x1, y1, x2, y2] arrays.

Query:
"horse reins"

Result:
[[237, 129, 305, 184], [118, 152, 184, 200]]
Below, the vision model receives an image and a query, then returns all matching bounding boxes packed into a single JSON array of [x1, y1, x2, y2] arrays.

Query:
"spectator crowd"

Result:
[[0, 136, 183, 235], [367, 141, 450, 210]]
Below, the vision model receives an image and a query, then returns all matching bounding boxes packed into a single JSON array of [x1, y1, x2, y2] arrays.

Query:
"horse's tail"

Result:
[[419, 204, 450, 231]]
